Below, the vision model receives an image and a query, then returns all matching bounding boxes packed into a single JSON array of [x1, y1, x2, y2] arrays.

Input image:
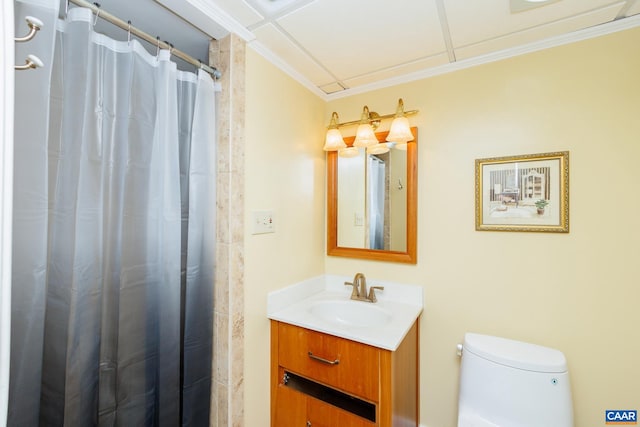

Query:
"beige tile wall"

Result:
[[209, 34, 245, 427]]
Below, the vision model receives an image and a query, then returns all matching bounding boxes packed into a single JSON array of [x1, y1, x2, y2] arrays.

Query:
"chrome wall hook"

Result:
[[15, 16, 43, 43], [15, 54, 44, 71]]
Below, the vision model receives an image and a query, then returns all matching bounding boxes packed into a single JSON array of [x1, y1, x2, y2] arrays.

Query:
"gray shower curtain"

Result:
[[10, 6, 215, 426], [367, 156, 385, 250]]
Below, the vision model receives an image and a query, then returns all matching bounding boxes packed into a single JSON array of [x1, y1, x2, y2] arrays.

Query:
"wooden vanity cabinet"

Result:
[[270, 320, 419, 427]]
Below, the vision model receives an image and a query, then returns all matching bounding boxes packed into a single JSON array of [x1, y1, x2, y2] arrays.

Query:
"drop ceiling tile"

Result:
[[445, 0, 626, 48], [454, 4, 623, 60], [252, 23, 335, 87], [277, 0, 446, 80], [320, 82, 345, 94], [342, 53, 451, 88], [627, 1, 640, 16]]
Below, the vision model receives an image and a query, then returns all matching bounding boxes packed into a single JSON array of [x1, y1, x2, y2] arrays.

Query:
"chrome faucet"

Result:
[[344, 273, 384, 303], [355, 272, 367, 299]]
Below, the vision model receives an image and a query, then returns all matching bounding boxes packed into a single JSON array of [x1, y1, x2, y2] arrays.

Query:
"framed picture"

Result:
[[475, 151, 569, 232]]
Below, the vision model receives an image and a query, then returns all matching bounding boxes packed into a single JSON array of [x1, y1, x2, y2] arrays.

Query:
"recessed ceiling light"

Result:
[[510, 0, 561, 13]]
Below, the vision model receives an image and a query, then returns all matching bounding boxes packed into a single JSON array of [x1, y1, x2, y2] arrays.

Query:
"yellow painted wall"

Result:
[[389, 148, 407, 251], [243, 48, 326, 425], [326, 27, 640, 426]]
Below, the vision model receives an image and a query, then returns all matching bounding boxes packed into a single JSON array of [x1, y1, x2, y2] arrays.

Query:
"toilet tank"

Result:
[[458, 333, 574, 427]]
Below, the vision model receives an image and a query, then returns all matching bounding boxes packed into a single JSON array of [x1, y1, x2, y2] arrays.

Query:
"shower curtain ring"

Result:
[[92, 3, 101, 26], [127, 21, 131, 45], [156, 36, 161, 57]]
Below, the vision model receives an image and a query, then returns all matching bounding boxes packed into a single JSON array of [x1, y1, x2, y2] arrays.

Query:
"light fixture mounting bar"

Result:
[[333, 109, 419, 129]]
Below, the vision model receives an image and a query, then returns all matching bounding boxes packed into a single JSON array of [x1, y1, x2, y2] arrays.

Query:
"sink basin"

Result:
[[309, 300, 392, 328], [268, 275, 424, 349]]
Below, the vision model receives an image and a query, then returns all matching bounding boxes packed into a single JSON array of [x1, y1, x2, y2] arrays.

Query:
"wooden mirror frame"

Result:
[[327, 127, 417, 263]]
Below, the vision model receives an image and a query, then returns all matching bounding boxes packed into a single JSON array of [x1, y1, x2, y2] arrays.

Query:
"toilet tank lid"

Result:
[[464, 333, 568, 373]]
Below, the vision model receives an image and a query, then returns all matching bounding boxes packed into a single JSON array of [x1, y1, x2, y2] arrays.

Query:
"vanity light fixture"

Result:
[[370, 98, 415, 153], [323, 112, 347, 151], [339, 146, 360, 158], [366, 144, 390, 155], [324, 98, 418, 157], [386, 99, 414, 143], [353, 106, 380, 148]]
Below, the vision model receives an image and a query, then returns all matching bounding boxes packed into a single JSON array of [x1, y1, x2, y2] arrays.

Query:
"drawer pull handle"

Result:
[[307, 351, 340, 365]]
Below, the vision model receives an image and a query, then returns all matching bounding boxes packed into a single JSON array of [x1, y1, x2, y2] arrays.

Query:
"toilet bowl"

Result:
[[457, 333, 573, 427]]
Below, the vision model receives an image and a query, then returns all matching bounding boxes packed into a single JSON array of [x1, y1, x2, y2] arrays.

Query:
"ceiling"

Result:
[[65, 0, 640, 99]]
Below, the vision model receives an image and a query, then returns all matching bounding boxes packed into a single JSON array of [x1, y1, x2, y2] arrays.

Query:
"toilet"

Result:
[[457, 333, 574, 427]]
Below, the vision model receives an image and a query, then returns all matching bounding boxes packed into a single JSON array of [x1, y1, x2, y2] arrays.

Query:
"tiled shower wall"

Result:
[[209, 34, 245, 427]]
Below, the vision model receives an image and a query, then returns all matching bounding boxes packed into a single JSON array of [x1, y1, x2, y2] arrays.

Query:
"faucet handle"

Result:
[[367, 286, 384, 303], [344, 281, 359, 299]]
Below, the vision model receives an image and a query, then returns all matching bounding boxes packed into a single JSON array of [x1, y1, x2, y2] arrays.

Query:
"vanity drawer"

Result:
[[277, 322, 379, 401]]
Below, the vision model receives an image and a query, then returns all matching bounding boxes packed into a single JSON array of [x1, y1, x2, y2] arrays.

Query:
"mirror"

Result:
[[327, 128, 417, 263]]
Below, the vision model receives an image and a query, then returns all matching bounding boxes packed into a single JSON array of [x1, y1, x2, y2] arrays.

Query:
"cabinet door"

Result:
[[307, 396, 376, 427], [274, 385, 307, 427]]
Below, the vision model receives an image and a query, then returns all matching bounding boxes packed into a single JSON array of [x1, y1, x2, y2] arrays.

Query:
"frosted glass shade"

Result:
[[367, 143, 390, 155], [386, 116, 414, 142], [353, 124, 378, 147], [338, 147, 360, 158], [323, 128, 346, 151]]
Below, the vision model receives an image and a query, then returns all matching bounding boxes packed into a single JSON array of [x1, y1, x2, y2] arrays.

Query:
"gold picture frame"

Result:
[[475, 151, 569, 232]]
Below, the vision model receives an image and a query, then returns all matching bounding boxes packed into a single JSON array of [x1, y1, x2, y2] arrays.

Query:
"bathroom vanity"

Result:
[[271, 320, 418, 426], [268, 275, 423, 427]]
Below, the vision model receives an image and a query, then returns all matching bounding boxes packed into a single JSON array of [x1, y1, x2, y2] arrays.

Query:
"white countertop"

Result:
[[267, 274, 423, 351]]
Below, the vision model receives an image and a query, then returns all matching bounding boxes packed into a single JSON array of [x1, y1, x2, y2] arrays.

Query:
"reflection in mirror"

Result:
[[328, 128, 417, 263], [337, 149, 407, 251]]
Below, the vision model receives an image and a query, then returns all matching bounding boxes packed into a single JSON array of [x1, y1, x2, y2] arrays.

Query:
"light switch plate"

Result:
[[354, 212, 364, 226], [251, 210, 275, 234]]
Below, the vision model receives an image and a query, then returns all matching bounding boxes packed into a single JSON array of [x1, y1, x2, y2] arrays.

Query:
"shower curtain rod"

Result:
[[67, 0, 221, 79]]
